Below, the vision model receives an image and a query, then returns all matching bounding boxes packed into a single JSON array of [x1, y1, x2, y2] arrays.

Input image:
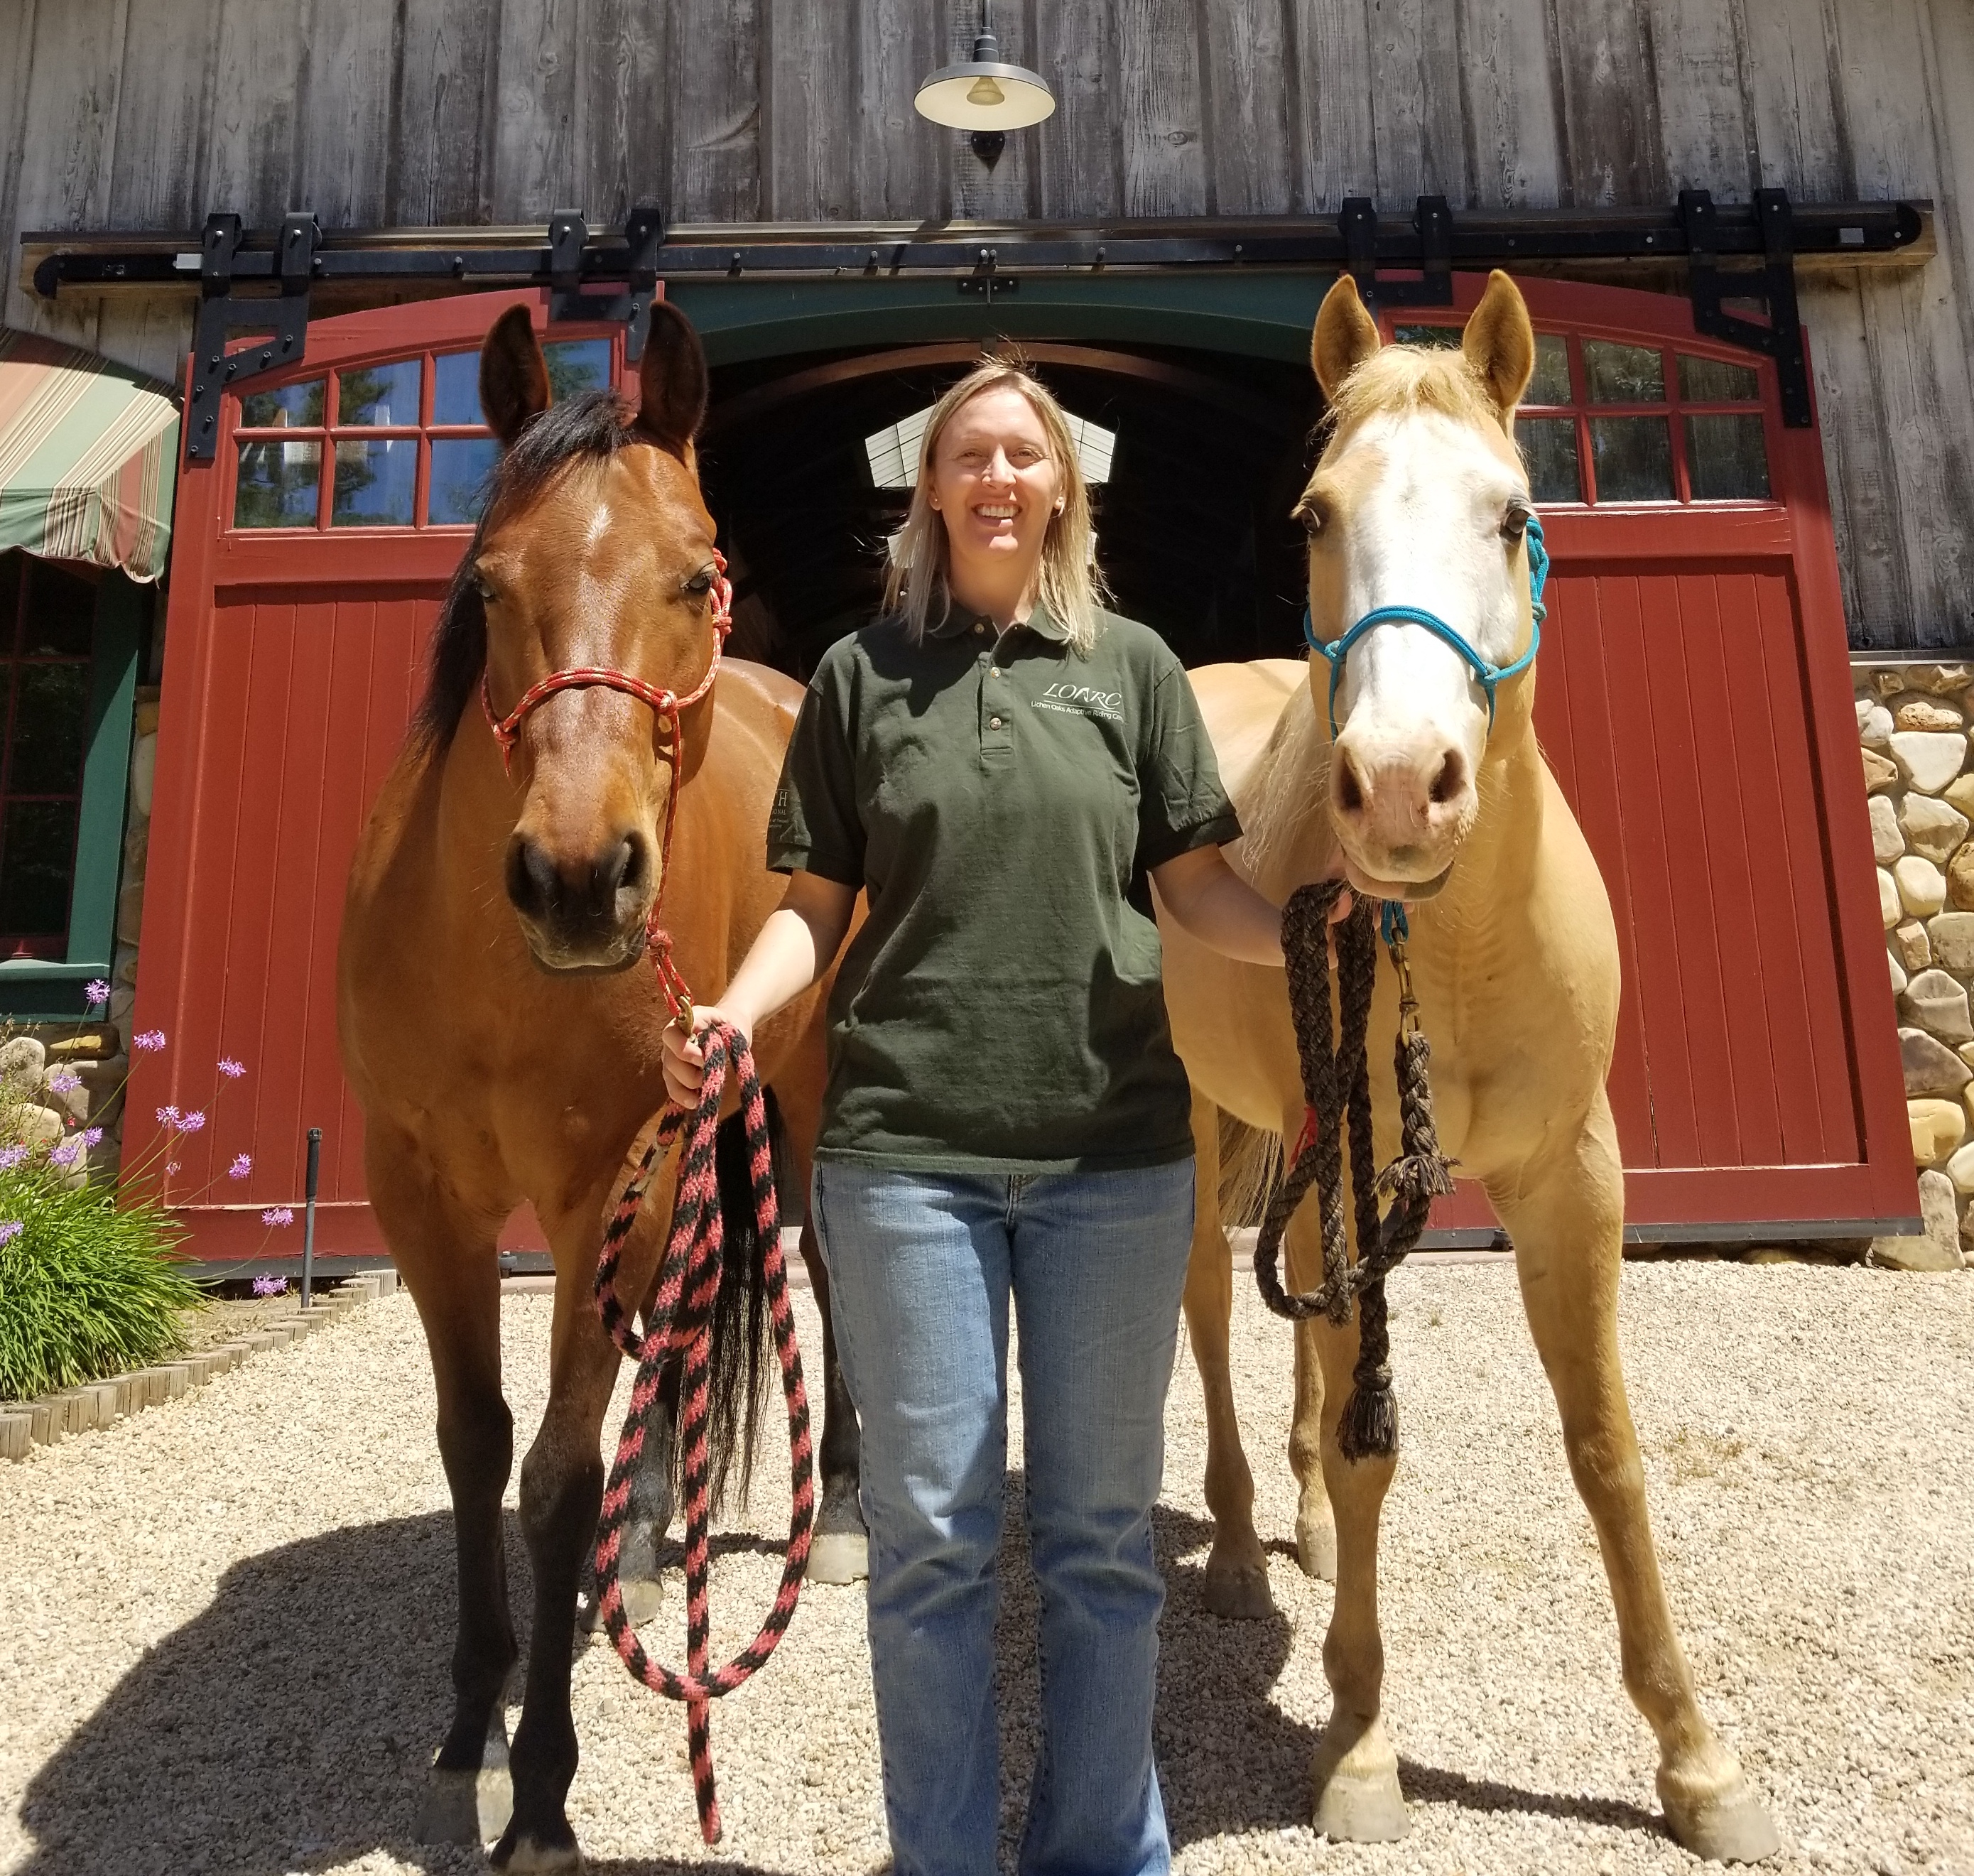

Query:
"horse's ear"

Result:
[[1462, 271, 1536, 418], [479, 306, 551, 448], [634, 301, 708, 456], [1312, 276, 1382, 401]]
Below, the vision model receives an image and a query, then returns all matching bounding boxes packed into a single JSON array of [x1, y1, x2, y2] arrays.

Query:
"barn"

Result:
[[2, 0, 1970, 1263]]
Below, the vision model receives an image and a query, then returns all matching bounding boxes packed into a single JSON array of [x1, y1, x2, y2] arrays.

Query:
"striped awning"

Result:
[[0, 327, 178, 583]]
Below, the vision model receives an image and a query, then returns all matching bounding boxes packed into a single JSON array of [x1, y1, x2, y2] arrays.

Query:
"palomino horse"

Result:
[[1159, 273, 1777, 1861], [337, 302, 862, 1872]]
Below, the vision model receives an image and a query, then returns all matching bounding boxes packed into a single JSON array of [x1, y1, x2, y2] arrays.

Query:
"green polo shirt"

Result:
[[765, 599, 1240, 1173]]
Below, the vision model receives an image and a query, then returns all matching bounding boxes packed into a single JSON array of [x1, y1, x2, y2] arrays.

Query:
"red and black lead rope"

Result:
[[590, 1021, 813, 1845]]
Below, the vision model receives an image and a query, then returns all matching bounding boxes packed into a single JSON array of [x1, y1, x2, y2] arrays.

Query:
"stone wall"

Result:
[[1858, 660, 1974, 1271]]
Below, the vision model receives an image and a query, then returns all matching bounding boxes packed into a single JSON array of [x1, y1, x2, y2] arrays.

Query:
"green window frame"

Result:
[[0, 565, 143, 1019]]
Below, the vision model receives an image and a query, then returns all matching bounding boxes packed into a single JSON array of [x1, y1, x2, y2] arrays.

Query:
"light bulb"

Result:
[[965, 75, 1005, 107]]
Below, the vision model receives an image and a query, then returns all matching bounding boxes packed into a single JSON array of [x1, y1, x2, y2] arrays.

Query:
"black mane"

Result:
[[412, 389, 651, 752]]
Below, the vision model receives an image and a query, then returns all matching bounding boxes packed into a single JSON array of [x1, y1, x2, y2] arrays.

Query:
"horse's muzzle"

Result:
[[505, 828, 654, 971]]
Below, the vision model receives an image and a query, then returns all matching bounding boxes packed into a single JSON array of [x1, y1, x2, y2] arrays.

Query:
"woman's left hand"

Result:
[[1150, 845, 1352, 968]]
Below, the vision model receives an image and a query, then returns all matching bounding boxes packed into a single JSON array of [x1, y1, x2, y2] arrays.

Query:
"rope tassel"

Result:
[[1252, 884, 1453, 1461], [592, 1019, 814, 1845]]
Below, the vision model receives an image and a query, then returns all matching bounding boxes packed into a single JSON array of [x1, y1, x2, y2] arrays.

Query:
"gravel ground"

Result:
[[1, 1261, 1969, 1876]]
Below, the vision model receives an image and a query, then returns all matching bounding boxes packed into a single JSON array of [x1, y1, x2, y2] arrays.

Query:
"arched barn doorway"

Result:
[[130, 271, 1911, 1259]]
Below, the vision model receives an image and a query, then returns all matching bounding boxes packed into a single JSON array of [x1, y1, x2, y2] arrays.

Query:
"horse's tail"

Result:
[[700, 1085, 784, 1515], [1218, 1109, 1284, 1229]]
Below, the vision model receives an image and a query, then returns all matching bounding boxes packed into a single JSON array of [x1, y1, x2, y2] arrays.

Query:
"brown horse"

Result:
[[1159, 274, 1778, 1860], [337, 302, 861, 1872]]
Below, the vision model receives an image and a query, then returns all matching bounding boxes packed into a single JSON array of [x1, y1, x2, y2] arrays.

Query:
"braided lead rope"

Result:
[[1253, 882, 1455, 1459], [592, 1019, 815, 1845]]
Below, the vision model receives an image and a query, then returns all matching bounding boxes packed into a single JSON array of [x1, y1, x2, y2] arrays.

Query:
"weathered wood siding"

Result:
[[1, 0, 1970, 644]]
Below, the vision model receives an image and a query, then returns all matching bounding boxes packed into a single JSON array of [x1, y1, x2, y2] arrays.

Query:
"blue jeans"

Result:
[[810, 1156, 1195, 1876]]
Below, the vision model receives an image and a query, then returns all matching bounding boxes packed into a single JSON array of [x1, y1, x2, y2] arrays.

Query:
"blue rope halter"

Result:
[[1303, 513, 1550, 739]]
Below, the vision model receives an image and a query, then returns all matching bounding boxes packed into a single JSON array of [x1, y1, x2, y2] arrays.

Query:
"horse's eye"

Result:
[[684, 567, 715, 596], [1501, 501, 1533, 543], [472, 569, 497, 604], [1294, 494, 1330, 537]]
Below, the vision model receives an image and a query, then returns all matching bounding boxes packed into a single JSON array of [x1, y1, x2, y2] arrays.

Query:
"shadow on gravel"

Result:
[[16, 1509, 511, 1876], [19, 1492, 1666, 1875]]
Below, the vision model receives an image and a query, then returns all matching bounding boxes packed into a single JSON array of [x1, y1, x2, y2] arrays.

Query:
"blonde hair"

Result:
[[883, 357, 1109, 656]]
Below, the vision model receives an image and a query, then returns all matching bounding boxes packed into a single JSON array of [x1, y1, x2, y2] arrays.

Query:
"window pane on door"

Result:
[[0, 799, 79, 941], [338, 359, 423, 426], [1393, 324, 1460, 349], [332, 438, 418, 526], [1677, 354, 1759, 403], [433, 350, 485, 425], [1590, 417, 1675, 501], [544, 339, 612, 401], [1584, 341, 1665, 403], [1686, 414, 1772, 500], [1524, 333, 1573, 406], [429, 438, 501, 524], [1519, 418, 1583, 503], [236, 440, 322, 527], [238, 379, 325, 428]]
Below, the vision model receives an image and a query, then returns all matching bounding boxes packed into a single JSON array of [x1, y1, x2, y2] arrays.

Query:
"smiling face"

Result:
[[927, 384, 1064, 598]]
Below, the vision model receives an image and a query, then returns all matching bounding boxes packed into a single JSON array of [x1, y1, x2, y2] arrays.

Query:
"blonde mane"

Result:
[[1320, 345, 1507, 448]]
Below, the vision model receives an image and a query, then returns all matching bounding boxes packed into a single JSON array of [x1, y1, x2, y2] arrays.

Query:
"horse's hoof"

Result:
[[807, 1529, 869, 1584], [1200, 1559, 1276, 1621], [491, 1821, 585, 1872], [808, 1483, 869, 1584], [1660, 1769, 1781, 1863], [1296, 1504, 1338, 1582], [416, 1765, 513, 1845], [1310, 1715, 1408, 1843]]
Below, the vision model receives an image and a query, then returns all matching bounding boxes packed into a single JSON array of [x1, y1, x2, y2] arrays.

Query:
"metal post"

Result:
[[301, 1127, 322, 1309]]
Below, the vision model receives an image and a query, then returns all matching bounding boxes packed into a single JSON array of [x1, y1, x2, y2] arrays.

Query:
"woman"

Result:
[[663, 358, 1323, 1875]]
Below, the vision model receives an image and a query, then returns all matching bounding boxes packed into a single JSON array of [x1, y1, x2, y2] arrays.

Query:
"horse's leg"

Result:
[[1303, 1223, 1408, 1843], [368, 1130, 518, 1848], [1279, 1120, 1337, 1582], [495, 1192, 656, 1873], [1492, 1099, 1779, 1863], [801, 1215, 870, 1583], [577, 1358, 675, 1633], [1185, 1092, 1274, 1618]]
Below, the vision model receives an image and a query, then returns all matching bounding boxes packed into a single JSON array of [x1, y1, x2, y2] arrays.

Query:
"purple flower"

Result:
[[0, 1146, 26, 1172], [156, 1105, 180, 1125], [134, 1029, 166, 1052], [229, 1153, 252, 1180], [166, 1161, 182, 1176], [261, 1206, 294, 1227], [217, 1058, 246, 1079], [82, 1127, 103, 1149], [179, 1111, 207, 1132], [252, 1274, 289, 1297], [46, 1069, 82, 1095], [48, 1139, 82, 1167], [84, 979, 110, 1006], [0, 1220, 22, 1245]]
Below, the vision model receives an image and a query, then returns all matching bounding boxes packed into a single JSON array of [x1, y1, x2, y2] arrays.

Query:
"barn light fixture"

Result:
[[914, 1, 1055, 167]]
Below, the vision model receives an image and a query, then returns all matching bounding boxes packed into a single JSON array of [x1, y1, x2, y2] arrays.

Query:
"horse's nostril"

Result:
[[611, 831, 648, 896], [1429, 749, 1467, 806], [506, 836, 558, 918], [1336, 753, 1367, 815]]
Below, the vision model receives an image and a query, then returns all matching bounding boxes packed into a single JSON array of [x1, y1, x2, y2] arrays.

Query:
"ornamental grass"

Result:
[[0, 1157, 197, 1401]]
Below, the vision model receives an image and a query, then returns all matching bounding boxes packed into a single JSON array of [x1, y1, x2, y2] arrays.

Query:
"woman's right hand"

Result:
[[661, 1004, 753, 1110]]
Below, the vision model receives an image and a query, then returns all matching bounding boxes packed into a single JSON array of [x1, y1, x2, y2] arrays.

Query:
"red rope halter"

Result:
[[479, 550, 734, 1024]]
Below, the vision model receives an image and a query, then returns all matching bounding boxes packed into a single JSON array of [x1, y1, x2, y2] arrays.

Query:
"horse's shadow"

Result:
[[15, 1495, 1659, 1876]]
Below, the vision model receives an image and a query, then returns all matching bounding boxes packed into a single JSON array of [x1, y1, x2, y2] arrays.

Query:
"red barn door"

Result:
[[130, 290, 627, 1259]]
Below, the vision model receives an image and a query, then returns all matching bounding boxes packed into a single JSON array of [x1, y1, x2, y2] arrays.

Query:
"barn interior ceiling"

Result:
[[698, 341, 1321, 678]]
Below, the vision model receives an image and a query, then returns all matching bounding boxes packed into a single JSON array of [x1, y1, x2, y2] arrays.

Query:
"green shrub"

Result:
[[0, 1161, 200, 1400]]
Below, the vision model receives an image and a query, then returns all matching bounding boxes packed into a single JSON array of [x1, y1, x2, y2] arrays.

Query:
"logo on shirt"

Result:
[[1034, 682, 1124, 722]]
